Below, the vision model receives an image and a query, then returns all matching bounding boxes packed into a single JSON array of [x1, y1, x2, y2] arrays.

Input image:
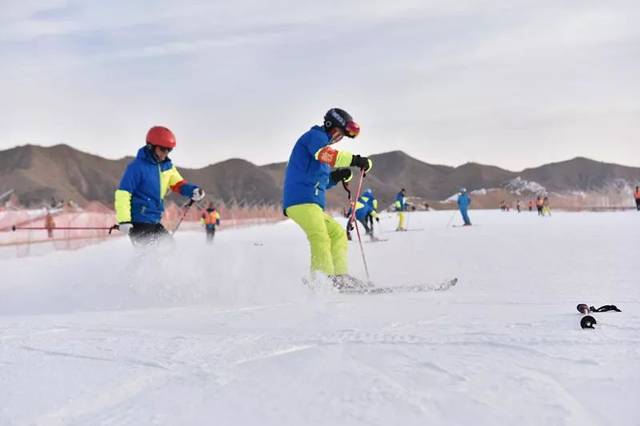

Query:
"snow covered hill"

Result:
[[1, 211, 638, 425]]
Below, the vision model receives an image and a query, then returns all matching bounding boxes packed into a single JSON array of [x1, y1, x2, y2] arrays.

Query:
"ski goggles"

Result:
[[345, 121, 360, 138]]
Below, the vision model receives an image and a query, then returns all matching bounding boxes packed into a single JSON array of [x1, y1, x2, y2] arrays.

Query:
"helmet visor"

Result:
[[345, 121, 360, 138]]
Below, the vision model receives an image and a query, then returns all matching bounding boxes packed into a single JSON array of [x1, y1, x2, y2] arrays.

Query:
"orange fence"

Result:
[[0, 201, 284, 257]]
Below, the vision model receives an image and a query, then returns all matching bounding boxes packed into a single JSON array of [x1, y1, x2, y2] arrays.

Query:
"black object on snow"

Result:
[[589, 305, 622, 313], [580, 315, 597, 329]]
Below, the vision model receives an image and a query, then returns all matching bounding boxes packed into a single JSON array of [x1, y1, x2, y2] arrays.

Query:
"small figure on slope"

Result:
[[542, 196, 552, 216], [536, 195, 544, 216], [347, 188, 379, 241], [395, 188, 408, 231], [457, 188, 472, 226], [114, 126, 205, 245], [282, 108, 372, 289], [44, 209, 55, 239], [201, 202, 221, 244], [635, 186, 640, 211]]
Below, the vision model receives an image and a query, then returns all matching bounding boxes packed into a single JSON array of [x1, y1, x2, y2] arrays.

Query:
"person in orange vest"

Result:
[[44, 209, 55, 239], [201, 202, 221, 243], [635, 186, 640, 211]]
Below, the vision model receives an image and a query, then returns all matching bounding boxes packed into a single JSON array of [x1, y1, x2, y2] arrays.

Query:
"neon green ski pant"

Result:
[[286, 203, 348, 276], [397, 211, 406, 230]]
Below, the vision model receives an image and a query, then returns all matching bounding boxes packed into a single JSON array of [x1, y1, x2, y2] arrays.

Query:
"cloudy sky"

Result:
[[1, 0, 639, 170]]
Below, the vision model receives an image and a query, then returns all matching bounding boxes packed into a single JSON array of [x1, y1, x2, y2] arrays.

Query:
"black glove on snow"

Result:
[[351, 155, 372, 172], [330, 168, 353, 184]]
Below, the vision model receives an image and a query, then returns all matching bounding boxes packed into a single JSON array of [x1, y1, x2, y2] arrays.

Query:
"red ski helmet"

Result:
[[146, 126, 176, 149]]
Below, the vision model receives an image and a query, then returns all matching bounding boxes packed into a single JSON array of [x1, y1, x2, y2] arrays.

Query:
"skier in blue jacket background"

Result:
[[115, 126, 205, 245], [395, 188, 408, 231], [457, 188, 472, 226], [347, 188, 379, 240], [283, 108, 372, 288]]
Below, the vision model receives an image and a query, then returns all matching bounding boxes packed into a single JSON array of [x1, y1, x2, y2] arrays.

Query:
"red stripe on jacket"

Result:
[[171, 180, 186, 193]]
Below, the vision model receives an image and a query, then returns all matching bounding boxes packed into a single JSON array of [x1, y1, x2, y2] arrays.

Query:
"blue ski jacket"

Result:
[[457, 192, 471, 210], [283, 126, 338, 211], [395, 192, 407, 211], [355, 194, 377, 221], [115, 146, 198, 224]]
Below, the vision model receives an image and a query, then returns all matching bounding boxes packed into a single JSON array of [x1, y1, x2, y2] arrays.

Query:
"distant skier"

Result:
[[282, 108, 372, 288], [542, 196, 551, 216], [44, 209, 55, 239], [536, 196, 544, 216], [347, 188, 379, 240], [635, 186, 640, 211], [115, 126, 205, 245], [516, 200, 521, 213], [528, 199, 533, 212], [457, 188, 472, 226], [201, 202, 221, 243], [364, 188, 379, 233], [395, 188, 408, 231]]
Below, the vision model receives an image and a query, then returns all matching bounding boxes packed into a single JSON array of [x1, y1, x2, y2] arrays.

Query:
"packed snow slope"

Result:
[[1, 210, 638, 426]]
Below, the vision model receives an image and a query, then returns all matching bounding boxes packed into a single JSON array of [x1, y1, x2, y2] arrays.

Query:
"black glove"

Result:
[[351, 155, 372, 172], [375, 217, 380, 222], [330, 168, 353, 184]]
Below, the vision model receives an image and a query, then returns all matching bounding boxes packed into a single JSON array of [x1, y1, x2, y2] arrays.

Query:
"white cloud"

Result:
[[1, 0, 639, 170]]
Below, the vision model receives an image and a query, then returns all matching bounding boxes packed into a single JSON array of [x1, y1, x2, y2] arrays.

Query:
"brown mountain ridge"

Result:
[[1, 144, 638, 209]]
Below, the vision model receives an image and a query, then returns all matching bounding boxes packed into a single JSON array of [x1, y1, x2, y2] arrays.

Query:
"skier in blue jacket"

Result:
[[457, 188, 472, 226], [283, 108, 372, 288], [347, 188, 379, 240], [115, 126, 205, 245], [395, 188, 408, 231]]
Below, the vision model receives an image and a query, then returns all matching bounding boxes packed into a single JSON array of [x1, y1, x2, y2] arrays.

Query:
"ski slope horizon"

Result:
[[1, 210, 638, 425]]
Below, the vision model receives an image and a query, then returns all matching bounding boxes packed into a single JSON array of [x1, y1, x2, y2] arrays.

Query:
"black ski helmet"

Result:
[[324, 108, 360, 138], [580, 315, 596, 329]]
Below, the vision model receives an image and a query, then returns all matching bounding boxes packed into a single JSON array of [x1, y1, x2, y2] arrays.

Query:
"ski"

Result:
[[339, 278, 458, 295], [381, 228, 424, 234], [364, 238, 389, 244]]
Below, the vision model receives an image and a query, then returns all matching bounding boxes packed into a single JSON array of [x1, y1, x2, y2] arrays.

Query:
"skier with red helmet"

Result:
[[283, 108, 373, 289], [114, 126, 205, 245]]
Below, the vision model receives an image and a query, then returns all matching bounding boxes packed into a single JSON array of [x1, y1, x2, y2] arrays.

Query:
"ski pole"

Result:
[[171, 199, 195, 235], [349, 168, 371, 281], [445, 210, 457, 228], [341, 180, 354, 239]]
